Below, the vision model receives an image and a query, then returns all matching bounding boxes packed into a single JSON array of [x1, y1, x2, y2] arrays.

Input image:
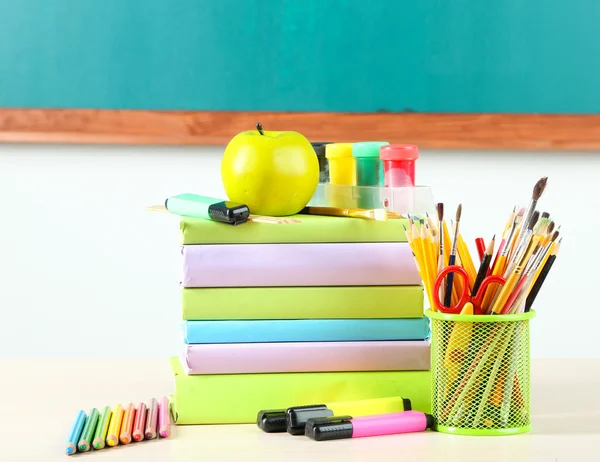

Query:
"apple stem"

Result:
[[256, 123, 264, 135]]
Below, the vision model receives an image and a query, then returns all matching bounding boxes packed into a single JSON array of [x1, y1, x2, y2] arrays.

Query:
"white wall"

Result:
[[0, 143, 594, 358]]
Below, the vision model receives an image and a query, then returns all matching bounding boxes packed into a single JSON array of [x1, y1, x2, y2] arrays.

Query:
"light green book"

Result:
[[180, 214, 409, 244], [170, 357, 431, 424], [182, 286, 424, 320]]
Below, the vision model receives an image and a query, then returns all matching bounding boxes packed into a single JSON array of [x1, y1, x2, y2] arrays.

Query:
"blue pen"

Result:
[[66, 410, 87, 455], [444, 205, 462, 307]]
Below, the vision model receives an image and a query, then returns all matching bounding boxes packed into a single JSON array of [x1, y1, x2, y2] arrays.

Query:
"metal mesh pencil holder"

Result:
[[426, 309, 535, 436]]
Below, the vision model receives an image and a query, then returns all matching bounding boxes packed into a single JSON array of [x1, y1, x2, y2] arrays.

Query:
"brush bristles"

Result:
[[533, 177, 548, 201], [541, 212, 550, 219], [373, 208, 388, 222], [547, 221, 555, 235], [456, 204, 462, 222], [551, 230, 559, 242], [517, 207, 526, 217], [528, 210, 540, 231], [437, 203, 444, 222]]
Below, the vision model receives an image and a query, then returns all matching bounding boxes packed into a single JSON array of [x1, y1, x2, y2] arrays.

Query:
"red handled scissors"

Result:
[[433, 266, 506, 314]]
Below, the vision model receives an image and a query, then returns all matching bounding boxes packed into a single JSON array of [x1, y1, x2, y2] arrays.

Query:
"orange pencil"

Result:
[[119, 403, 136, 444]]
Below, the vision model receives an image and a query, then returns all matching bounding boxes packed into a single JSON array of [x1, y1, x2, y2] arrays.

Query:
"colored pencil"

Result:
[[525, 239, 561, 312], [158, 396, 171, 438], [145, 398, 159, 440], [93, 406, 112, 450], [475, 237, 485, 262], [471, 235, 495, 296], [66, 410, 86, 456], [120, 403, 136, 444], [132, 402, 147, 442], [78, 408, 99, 452], [106, 404, 124, 447]]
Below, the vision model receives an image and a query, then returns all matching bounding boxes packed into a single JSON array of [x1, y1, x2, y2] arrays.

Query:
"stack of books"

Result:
[[170, 214, 432, 424]]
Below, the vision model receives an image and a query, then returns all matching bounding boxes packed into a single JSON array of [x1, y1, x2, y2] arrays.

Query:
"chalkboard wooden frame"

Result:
[[0, 109, 599, 150]]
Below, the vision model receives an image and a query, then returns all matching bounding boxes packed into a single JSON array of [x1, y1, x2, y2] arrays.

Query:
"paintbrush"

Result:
[[443, 204, 462, 307], [299, 206, 388, 221], [513, 177, 548, 253], [436, 203, 445, 304]]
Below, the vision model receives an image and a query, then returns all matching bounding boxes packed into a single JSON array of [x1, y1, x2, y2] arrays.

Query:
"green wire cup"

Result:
[[426, 309, 535, 436]]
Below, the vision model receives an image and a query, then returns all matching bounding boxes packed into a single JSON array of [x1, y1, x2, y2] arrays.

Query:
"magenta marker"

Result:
[[305, 411, 434, 441]]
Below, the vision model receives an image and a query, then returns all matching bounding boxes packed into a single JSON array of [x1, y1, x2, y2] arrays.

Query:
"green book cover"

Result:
[[180, 214, 409, 244], [182, 286, 424, 320], [170, 357, 431, 424]]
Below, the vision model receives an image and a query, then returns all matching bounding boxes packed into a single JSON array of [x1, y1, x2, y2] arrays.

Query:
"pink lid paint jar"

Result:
[[380, 144, 418, 187]]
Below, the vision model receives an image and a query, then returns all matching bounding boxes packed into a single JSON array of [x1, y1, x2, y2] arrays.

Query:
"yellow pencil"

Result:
[[490, 240, 538, 315], [457, 234, 477, 292], [444, 302, 474, 395], [405, 224, 435, 311], [530, 231, 559, 290], [106, 404, 124, 447]]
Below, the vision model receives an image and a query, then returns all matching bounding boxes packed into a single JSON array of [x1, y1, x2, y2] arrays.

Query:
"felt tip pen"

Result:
[[257, 396, 412, 435], [66, 410, 87, 455], [305, 410, 434, 441], [165, 193, 250, 225]]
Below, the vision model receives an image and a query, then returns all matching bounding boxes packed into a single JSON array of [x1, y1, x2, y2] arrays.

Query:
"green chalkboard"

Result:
[[0, 0, 598, 113]]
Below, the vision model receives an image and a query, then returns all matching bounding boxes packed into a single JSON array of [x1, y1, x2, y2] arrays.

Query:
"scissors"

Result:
[[433, 266, 506, 314]]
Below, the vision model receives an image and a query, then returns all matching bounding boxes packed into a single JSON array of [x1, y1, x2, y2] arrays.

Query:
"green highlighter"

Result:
[[165, 193, 250, 225]]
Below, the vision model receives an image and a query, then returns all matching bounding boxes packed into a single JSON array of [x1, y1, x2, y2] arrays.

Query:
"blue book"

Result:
[[182, 318, 430, 344]]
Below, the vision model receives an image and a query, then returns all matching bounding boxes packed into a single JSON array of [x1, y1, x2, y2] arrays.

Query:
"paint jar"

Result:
[[311, 142, 332, 183], [352, 141, 389, 187], [380, 144, 419, 187], [325, 143, 355, 185]]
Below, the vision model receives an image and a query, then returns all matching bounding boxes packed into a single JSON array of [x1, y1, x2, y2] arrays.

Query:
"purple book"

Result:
[[181, 341, 431, 374], [181, 242, 420, 288]]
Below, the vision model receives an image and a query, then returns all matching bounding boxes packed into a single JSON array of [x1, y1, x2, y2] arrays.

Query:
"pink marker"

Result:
[[158, 396, 171, 438], [305, 411, 434, 441]]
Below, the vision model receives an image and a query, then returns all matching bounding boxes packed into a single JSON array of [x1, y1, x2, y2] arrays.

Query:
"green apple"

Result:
[[221, 124, 319, 216]]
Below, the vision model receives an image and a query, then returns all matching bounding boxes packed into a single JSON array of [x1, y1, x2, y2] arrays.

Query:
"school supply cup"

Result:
[[426, 309, 535, 435], [380, 144, 418, 187]]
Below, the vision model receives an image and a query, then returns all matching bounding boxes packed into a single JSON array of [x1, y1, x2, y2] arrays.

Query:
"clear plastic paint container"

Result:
[[380, 144, 419, 187], [325, 143, 355, 185], [311, 142, 332, 183], [352, 141, 389, 187]]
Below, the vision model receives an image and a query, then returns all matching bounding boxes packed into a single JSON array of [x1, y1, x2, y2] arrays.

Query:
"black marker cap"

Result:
[[305, 415, 354, 441], [285, 404, 333, 435], [208, 201, 249, 225], [256, 409, 287, 433]]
